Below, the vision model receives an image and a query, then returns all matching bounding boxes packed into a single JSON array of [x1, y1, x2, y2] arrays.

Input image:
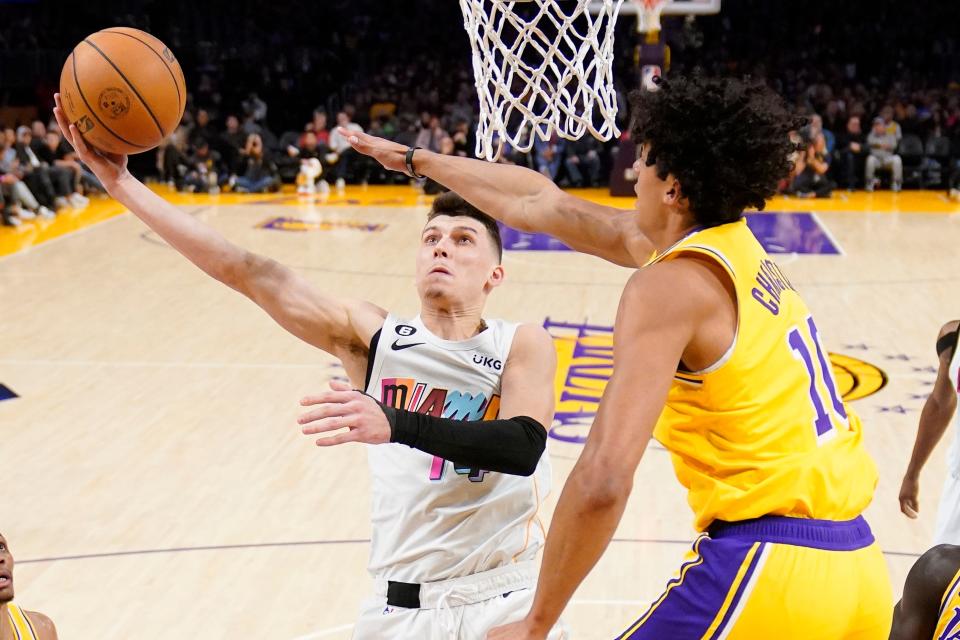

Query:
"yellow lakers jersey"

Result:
[[646, 219, 878, 531], [936, 568, 960, 640], [6, 603, 40, 640]]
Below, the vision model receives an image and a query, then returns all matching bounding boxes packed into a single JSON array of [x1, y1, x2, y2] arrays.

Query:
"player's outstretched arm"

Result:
[[900, 321, 959, 519], [53, 94, 386, 365], [339, 127, 653, 268], [890, 544, 960, 640], [298, 325, 556, 475], [488, 260, 711, 639]]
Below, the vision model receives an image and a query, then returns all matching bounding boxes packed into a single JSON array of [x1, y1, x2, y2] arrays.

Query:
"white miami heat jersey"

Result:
[[363, 313, 551, 583], [933, 328, 960, 545]]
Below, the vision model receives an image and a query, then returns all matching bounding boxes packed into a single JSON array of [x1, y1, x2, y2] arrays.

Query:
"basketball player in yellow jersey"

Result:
[[0, 534, 58, 640], [344, 73, 893, 639], [891, 544, 960, 639]]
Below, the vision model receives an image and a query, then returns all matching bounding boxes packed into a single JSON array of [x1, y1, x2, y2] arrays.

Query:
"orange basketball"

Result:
[[59, 27, 186, 155]]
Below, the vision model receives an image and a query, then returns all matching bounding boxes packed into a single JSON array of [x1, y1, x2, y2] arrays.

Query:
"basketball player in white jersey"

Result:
[[53, 95, 565, 639], [900, 320, 960, 544], [0, 533, 59, 640]]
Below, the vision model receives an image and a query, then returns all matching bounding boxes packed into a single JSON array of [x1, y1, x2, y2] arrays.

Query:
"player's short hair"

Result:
[[427, 191, 503, 262], [630, 73, 806, 227]]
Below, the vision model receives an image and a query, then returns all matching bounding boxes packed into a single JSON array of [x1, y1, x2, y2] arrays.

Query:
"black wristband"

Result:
[[405, 146, 424, 179]]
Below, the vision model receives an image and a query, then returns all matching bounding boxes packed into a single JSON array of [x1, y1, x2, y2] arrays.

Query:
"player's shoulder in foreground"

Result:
[[25, 610, 58, 640], [507, 323, 556, 365], [908, 544, 960, 599]]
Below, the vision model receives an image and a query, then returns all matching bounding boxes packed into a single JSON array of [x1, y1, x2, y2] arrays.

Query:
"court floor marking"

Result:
[[810, 212, 846, 256], [16, 538, 923, 566]]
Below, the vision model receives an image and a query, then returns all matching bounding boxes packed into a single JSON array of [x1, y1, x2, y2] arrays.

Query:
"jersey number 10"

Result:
[[787, 316, 848, 442]]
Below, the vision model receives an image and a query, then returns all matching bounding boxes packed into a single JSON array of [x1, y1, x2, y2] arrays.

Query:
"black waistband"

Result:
[[387, 580, 421, 609]]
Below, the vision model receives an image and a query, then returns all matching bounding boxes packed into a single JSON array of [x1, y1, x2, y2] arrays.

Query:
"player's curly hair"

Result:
[[631, 73, 805, 226]]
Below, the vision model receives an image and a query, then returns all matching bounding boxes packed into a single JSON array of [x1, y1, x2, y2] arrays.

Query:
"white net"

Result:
[[459, 0, 625, 161]]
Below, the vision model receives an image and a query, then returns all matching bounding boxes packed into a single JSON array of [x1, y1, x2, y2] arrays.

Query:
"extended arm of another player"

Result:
[[890, 544, 960, 640], [53, 95, 384, 358], [493, 266, 694, 637], [340, 128, 652, 268], [385, 324, 556, 475], [900, 322, 959, 517]]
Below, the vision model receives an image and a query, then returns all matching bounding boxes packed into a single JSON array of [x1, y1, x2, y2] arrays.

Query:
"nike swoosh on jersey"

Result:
[[391, 340, 425, 351]]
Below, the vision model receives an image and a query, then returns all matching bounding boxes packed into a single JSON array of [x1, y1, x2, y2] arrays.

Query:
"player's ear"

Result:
[[663, 178, 682, 205], [488, 264, 505, 289]]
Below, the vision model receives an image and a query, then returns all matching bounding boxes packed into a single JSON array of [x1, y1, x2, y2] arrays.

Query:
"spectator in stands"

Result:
[[0, 184, 21, 227], [880, 105, 903, 144], [327, 111, 366, 190], [0, 136, 55, 220], [866, 116, 903, 192], [835, 115, 867, 190], [189, 109, 217, 150], [302, 110, 330, 148], [788, 132, 835, 198], [40, 130, 94, 202], [161, 126, 190, 189], [14, 126, 71, 210], [414, 113, 447, 153], [219, 115, 247, 173], [451, 120, 472, 157], [182, 139, 226, 193], [564, 136, 603, 187], [808, 114, 835, 155], [534, 132, 565, 182], [234, 133, 279, 193], [294, 131, 330, 194]]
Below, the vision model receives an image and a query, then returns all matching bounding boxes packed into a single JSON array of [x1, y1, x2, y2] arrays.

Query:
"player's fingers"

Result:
[[68, 124, 91, 157], [297, 404, 343, 424], [315, 431, 359, 447], [328, 379, 353, 392], [301, 415, 351, 435], [300, 389, 357, 406]]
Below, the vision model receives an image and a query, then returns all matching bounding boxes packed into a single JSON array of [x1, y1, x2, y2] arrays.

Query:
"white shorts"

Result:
[[353, 561, 569, 640], [934, 469, 960, 545]]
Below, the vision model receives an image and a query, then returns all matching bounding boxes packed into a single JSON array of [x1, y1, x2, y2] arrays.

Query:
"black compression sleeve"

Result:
[[377, 404, 547, 476], [936, 327, 959, 360]]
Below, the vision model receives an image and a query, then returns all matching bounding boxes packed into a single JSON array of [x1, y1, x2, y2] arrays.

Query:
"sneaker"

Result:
[[865, 179, 877, 193], [38, 206, 56, 219], [2, 214, 21, 227], [892, 182, 902, 193], [949, 188, 960, 200], [335, 178, 346, 191], [318, 180, 331, 195], [18, 208, 36, 220], [68, 193, 89, 208], [54, 196, 69, 210]]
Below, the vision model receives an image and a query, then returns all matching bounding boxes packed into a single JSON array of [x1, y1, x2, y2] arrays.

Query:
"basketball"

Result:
[[58, 27, 185, 155]]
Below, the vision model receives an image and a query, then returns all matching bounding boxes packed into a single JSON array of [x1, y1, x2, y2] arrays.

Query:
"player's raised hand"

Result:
[[299, 380, 392, 447], [336, 126, 409, 175], [899, 473, 920, 519], [53, 93, 131, 191]]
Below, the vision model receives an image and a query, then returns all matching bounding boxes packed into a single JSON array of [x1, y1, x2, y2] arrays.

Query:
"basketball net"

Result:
[[459, 0, 625, 162], [636, 0, 667, 34]]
